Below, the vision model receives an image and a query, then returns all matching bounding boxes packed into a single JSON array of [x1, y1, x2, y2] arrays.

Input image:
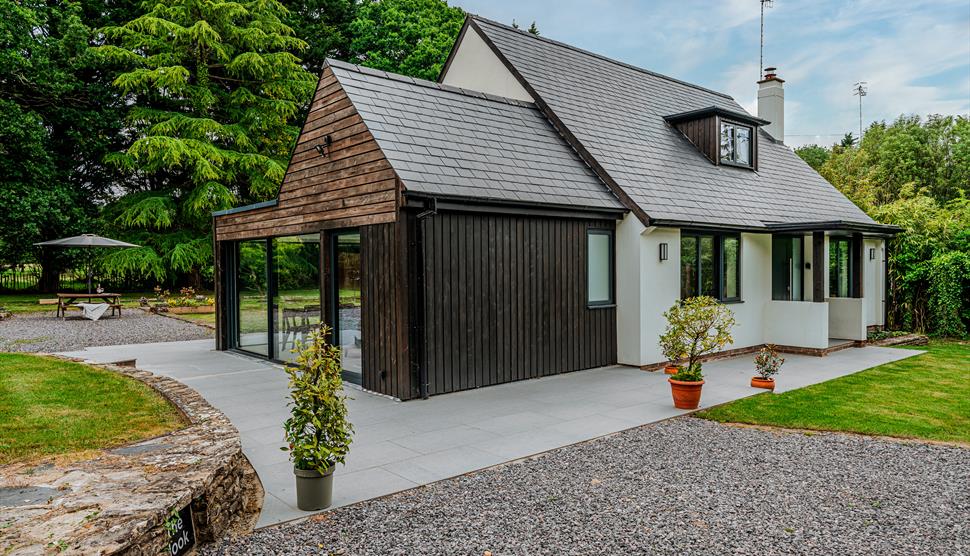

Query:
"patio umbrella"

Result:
[[34, 234, 139, 293]]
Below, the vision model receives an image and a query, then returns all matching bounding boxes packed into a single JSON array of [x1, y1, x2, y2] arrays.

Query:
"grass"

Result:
[[0, 291, 160, 315], [0, 353, 186, 464], [698, 341, 970, 444]]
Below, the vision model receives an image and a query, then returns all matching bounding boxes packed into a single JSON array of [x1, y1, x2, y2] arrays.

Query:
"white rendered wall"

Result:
[[440, 27, 534, 102], [615, 216, 681, 365], [863, 238, 886, 327], [829, 298, 867, 340], [763, 301, 829, 348], [616, 226, 831, 366]]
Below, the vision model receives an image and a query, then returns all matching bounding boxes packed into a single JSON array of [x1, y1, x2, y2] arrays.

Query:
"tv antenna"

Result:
[[760, 0, 774, 79], [853, 82, 868, 140]]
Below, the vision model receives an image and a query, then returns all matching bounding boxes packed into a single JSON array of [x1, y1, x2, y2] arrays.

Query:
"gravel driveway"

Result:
[[0, 311, 211, 353], [204, 418, 969, 556]]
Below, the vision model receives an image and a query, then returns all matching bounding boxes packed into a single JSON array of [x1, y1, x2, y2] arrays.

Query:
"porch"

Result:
[[60, 339, 919, 528]]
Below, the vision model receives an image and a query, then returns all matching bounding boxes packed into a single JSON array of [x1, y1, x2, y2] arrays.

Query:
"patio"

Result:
[[59, 340, 919, 528]]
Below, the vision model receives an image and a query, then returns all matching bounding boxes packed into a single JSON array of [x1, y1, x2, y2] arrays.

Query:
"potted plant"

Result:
[[658, 323, 687, 375], [282, 325, 353, 511], [752, 345, 784, 390], [661, 296, 735, 409]]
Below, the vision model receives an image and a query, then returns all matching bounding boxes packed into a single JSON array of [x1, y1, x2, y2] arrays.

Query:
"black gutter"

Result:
[[404, 193, 627, 221], [212, 199, 278, 217], [764, 220, 903, 235], [664, 106, 770, 127]]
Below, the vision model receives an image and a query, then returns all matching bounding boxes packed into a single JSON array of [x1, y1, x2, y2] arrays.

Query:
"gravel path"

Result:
[[0, 311, 211, 353], [204, 419, 969, 556]]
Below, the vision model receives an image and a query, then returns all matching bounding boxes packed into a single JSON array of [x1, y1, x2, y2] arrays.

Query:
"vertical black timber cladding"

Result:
[[421, 212, 617, 395], [360, 222, 413, 400], [812, 231, 826, 302]]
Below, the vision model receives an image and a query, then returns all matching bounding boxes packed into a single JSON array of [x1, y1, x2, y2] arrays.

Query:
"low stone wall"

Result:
[[0, 361, 262, 555], [868, 333, 929, 347]]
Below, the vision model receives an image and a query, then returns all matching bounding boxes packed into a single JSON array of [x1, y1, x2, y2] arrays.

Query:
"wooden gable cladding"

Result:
[[214, 67, 400, 241], [674, 115, 718, 164]]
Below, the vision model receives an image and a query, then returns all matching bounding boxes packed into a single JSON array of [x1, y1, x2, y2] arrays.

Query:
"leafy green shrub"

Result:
[[754, 345, 784, 380], [282, 326, 353, 472], [660, 296, 735, 382], [927, 251, 969, 337]]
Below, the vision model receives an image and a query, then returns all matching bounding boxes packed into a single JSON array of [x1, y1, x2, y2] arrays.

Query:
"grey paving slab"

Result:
[[59, 341, 922, 528]]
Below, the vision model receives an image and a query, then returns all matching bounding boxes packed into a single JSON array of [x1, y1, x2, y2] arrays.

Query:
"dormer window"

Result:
[[664, 106, 768, 171], [720, 121, 753, 167]]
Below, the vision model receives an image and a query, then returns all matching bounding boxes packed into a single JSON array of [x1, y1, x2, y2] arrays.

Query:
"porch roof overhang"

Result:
[[648, 218, 902, 236], [764, 220, 903, 236], [404, 192, 628, 221], [212, 199, 277, 217]]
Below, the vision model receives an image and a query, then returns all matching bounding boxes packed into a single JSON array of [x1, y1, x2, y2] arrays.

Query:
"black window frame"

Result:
[[719, 120, 755, 168], [680, 231, 742, 303], [828, 235, 857, 298], [586, 228, 615, 307]]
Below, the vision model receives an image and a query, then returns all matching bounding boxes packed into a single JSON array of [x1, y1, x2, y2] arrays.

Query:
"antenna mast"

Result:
[[852, 81, 868, 140], [760, 0, 774, 78]]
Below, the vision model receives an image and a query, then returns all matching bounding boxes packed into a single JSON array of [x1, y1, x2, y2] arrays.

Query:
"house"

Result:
[[212, 15, 899, 400]]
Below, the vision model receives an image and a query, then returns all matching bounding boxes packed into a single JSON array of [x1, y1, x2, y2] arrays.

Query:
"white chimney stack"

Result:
[[758, 67, 785, 142]]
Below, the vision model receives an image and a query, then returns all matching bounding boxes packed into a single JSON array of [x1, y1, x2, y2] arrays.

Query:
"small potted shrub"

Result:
[[282, 326, 353, 511], [752, 345, 784, 390], [661, 296, 735, 409], [658, 324, 687, 375]]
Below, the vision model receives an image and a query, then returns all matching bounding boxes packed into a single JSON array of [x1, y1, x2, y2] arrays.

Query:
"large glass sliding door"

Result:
[[332, 231, 362, 384], [273, 234, 322, 363], [237, 240, 270, 356]]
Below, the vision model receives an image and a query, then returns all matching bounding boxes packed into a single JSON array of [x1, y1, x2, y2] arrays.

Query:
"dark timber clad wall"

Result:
[[421, 212, 617, 396], [360, 221, 413, 400]]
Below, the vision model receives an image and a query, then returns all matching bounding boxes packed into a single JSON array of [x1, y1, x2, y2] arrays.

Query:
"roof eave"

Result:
[[664, 106, 770, 127]]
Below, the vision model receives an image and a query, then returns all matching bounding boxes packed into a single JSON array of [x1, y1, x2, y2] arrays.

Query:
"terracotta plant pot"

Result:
[[663, 365, 679, 375], [668, 378, 704, 410], [750, 377, 775, 390]]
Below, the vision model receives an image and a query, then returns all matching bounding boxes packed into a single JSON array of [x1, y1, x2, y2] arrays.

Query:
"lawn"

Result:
[[698, 341, 970, 444], [0, 353, 186, 464], [0, 291, 159, 315]]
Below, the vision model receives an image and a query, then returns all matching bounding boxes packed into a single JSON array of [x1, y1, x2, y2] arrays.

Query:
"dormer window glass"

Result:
[[720, 122, 753, 167]]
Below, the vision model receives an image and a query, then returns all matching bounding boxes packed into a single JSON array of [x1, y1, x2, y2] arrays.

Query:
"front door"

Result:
[[331, 231, 362, 384]]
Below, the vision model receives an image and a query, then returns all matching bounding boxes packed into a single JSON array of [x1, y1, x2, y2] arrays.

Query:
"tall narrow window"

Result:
[[720, 121, 754, 167], [681, 232, 741, 301], [829, 237, 854, 298], [772, 235, 804, 301], [587, 229, 614, 306]]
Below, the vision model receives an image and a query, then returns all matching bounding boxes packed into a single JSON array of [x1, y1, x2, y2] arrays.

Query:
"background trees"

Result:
[[95, 0, 317, 287], [796, 115, 970, 337]]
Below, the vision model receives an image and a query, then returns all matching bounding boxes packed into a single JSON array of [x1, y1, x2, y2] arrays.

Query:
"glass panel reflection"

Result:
[[335, 232, 362, 384], [273, 234, 321, 363], [237, 240, 269, 356]]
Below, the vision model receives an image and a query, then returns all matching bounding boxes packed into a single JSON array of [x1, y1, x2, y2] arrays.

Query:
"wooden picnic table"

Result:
[[56, 293, 122, 319]]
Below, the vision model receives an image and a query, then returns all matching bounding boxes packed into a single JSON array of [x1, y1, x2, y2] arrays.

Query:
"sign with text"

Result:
[[164, 504, 195, 556]]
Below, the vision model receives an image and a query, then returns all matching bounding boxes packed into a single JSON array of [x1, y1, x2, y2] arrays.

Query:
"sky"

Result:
[[451, 0, 970, 147]]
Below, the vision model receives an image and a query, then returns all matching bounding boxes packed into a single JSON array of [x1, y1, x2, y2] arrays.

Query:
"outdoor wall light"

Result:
[[659, 242, 668, 261], [314, 134, 333, 157], [869, 247, 876, 260]]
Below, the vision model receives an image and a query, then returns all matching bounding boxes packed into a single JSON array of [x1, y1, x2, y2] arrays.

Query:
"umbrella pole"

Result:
[[87, 258, 93, 294]]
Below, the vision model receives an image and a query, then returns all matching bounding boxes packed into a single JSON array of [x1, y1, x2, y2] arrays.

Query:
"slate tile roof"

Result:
[[326, 60, 625, 211], [470, 16, 876, 228]]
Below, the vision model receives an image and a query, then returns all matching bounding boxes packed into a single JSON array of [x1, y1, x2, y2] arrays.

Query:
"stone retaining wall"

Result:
[[0, 361, 262, 555]]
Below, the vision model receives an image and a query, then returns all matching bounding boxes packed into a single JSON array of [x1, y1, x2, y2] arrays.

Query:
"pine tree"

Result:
[[95, 0, 316, 285]]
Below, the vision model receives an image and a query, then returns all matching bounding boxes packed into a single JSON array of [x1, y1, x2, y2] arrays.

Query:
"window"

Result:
[[772, 235, 804, 301], [587, 229, 614, 306], [720, 121, 753, 167], [680, 232, 741, 301], [829, 236, 856, 298]]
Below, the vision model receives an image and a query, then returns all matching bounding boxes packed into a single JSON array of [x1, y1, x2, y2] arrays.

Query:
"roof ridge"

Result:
[[469, 15, 735, 101], [324, 58, 537, 108]]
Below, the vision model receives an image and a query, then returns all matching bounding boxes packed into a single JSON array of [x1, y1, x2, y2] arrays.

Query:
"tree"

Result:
[[794, 144, 829, 172], [527, 21, 539, 35], [0, 0, 125, 290], [95, 0, 316, 286], [349, 0, 465, 81], [281, 0, 357, 73], [840, 132, 856, 148]]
